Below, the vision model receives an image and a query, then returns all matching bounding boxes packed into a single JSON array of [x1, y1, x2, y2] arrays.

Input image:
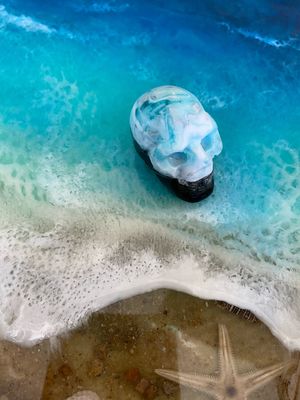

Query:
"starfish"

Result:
[[156, 324, 291, 400]]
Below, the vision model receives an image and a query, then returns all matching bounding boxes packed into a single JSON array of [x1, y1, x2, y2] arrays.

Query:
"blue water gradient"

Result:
[[0, 0, 299, 346]]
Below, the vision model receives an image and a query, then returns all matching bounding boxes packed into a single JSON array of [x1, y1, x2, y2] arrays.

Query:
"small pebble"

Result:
[[124, 367, 141, 384], [93, 344, 107, 360], [87, 359, 104, 377], [163, 380, 178, 395], [59, 363, 73, 379], [145, 384, 158, 399], [135, 378, 150, 394]]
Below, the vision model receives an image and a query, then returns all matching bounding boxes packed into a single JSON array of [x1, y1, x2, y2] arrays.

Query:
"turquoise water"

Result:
[[0, 1, 299, 347]]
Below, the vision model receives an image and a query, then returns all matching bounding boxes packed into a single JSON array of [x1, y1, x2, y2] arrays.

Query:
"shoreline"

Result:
[[0, 208, 299, 350]]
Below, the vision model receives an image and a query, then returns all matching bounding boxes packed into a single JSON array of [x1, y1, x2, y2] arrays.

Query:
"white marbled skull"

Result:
[[130, 85, 223, 182]]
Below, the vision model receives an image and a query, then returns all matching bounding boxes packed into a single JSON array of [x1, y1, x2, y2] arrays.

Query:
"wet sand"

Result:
[[0, 290, 299, 400]]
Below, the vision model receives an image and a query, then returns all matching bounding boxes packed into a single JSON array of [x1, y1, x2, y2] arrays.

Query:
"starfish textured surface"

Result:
[[156, 324, 291, 399]]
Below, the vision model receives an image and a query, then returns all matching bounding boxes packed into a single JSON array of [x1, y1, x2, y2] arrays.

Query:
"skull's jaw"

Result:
[[133, 138, 214, 203]]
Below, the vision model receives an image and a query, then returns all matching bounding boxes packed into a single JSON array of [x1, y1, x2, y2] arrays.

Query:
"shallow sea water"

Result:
[[1, 290, 299, 400], [0, 0, 299, 398]]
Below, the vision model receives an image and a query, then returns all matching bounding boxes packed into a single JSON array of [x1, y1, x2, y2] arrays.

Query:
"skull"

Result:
[[130, 85, 223, 182]]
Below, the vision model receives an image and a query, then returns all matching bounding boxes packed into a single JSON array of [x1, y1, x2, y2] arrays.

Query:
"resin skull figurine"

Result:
[[130, 85, 223, 183]]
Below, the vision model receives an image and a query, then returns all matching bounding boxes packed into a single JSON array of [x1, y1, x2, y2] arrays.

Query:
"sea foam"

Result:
[[220, 21, 300, 51], [0, 208, 299, 349], [73, 1, 130, 14], [0, 5, 54, 34], [0, 126, 299, 349]]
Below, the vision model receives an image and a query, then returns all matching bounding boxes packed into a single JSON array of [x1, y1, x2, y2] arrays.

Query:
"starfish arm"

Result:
[[218, 324, 237, 378], [155, 369, 219, 396], [241, 361, 291, 394]]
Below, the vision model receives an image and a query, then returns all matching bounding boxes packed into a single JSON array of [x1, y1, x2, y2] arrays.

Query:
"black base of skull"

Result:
[[133, 138, 214, 203]]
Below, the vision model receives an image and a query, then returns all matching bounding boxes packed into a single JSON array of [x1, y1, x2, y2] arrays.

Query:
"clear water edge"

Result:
[[1, 290, 299, 400]]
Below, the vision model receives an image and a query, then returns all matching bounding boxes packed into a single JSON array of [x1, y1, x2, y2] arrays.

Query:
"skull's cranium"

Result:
[[130, 85, 223, 183]]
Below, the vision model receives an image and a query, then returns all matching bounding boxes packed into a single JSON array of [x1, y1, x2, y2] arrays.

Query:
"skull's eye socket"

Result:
[[201, 133, 213, 152], [168, 152, 188, 166]]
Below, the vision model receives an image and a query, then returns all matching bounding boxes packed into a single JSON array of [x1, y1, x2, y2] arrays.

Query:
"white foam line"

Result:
[[1, 235, 298, 351], [220, 21, 300, 51], [95, 278, 300, 351], [74, 1, 130, 14], [0, 4, 55, 34], [0, 4, 100, 42]]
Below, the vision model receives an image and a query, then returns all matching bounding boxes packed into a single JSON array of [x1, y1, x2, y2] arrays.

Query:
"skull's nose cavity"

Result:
[[168, 152, 187, 167], [201, 133, 213, 152]]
